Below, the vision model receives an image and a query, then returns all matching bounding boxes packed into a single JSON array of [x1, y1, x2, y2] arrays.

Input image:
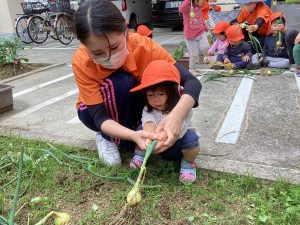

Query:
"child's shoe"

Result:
[[179, 159, 197, 183], [296, 71, 300, 77], [129, 154, 144, 169], [246, 63, 261, 70], [210, 62, 224, 70]]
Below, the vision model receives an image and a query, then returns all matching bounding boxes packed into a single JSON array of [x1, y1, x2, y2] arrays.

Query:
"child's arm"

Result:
[[179, 0, 191, 14], [244, 42, 253, 58], [263, 37, 269, 57], [208, 39, 219, 55]]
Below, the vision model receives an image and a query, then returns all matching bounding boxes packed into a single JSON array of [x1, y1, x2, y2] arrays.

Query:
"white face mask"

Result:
[[93, 40, 129, 69]]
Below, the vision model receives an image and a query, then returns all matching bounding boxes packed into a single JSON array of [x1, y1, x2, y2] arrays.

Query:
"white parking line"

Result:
[[295, 74, 300, 94], [66, 116, 80, 124], [32, 47, 78, 50], [215, 77, 254, 144], [159, 36, 183, 45], [12, 89, 78, 118], [13, 73, 74, 98]]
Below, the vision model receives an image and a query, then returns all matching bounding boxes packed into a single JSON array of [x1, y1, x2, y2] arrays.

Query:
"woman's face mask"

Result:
[[93, 40, 129, 69], [86, 32, 129, 70]]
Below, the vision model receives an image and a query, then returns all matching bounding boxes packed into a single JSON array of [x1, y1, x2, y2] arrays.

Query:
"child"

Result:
[[129, 60, 200, 183], [252, 12, 289, 68], [235, 0, 272, 47], [179, 0, 210, 74], [213, 24, 259, 70], [207, 20, 229, 63], [294, 32, 300, 76], [137, 25, 153, 38]]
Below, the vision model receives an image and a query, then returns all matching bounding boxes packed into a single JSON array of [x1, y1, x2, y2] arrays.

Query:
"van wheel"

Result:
[[129, 15, 137, 30]]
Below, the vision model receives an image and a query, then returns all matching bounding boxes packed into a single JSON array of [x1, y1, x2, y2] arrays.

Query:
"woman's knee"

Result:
[[77, 105, 99, 132]]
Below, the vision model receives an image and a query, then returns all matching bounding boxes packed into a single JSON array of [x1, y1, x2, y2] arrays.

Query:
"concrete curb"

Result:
[[1, 63, 66, 83], [197, 155, 300, 184]]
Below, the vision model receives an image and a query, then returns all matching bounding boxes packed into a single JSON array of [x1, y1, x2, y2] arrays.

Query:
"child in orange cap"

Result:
[[137, 25, 153, 38], [130, 60, 201, 183], [213, 24, 259, 70], [207, 20, 229, 63]]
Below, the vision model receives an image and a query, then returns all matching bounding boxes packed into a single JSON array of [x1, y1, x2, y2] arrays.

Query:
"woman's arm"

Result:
[[155, 63, 201, 151]]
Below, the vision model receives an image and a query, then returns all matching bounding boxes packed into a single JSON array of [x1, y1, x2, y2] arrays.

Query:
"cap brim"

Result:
[[130, 78, 178, 92]]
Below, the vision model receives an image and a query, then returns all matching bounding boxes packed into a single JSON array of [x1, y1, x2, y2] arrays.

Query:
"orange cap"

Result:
[[269, 12, 285, 24], [213, 20, 230, 34], [130, 60, 180, 92], [225, 25, 244, 41], [137, 25, 153, 37]]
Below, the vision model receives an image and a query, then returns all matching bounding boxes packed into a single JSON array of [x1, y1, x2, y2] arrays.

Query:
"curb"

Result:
[[1, 63, 66, 83]]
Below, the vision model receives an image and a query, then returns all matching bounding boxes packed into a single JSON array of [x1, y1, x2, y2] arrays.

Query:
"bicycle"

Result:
[[26, 0, 75, 45]]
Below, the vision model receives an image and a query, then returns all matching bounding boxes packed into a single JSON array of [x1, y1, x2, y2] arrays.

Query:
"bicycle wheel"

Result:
[[49, 14, 58, 40], [27, 15, 49, 44], [15, 15, 33, 44], [55, 13, 74, 45]]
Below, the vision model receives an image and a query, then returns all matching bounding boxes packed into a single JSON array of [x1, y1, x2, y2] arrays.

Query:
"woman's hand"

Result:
[[295, 33, 300, 44], [154, 113, 182, 152], [131, 130, 157, 151]]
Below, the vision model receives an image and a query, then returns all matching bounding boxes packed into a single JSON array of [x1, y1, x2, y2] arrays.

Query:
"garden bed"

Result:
[[0, 63, 50, 81]]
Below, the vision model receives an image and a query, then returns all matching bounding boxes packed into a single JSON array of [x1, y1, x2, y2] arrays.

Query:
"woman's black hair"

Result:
[[145, 81, 180, 113], [75, 0, 126, 44]]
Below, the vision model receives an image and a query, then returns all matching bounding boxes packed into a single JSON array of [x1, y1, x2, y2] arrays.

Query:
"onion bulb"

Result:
[[53, 212, 71, 225], [127, 187, 142, 207]]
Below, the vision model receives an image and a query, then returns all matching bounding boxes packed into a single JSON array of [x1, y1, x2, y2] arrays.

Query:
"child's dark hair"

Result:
[[272, 17, 286, 25], [75, 0, 126, 44], [145, 81, 180, 113]]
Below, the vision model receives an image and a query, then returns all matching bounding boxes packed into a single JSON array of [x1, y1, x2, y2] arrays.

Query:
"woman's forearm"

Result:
[[100, 119, 135, 141], [170, 94, 195, 119]]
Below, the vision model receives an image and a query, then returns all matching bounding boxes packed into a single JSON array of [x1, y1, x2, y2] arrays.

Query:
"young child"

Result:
[[179, 0, 210, 74], [251, 12, 289, 68], [294, 32, 300, 77], [129, 60, 200, 183], [137, 25, 153, 38], [213, 24, 258, 70], [207, 20, 229, 63]]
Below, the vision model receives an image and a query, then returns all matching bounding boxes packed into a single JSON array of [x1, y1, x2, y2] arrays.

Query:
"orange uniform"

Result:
[[237, 2, 272, 36], [72, 32, 175, 108]]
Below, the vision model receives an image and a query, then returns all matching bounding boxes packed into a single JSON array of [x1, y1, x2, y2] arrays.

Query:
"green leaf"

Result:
[[258, 215, 268, 223], [188, 215, 195, 222], [30, 196, 49, 203], [88, 164, 96, 172]]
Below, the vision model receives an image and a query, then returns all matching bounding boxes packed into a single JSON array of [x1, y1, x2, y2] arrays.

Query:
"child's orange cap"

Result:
[[225, 25, 244, 41], [137, 25, 153, 37], [213, 20, 230, 34], [130, 60, 180, 92], [269, 12, 285, 24]]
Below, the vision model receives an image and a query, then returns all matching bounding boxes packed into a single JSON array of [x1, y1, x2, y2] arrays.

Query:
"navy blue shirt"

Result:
[[223, 41, 252, 60], [263, 33, 288, 58]]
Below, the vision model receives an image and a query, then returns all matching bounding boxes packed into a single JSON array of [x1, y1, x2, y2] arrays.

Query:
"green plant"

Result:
[[0, 38, 28, 65], [173, 40, 185, 60]]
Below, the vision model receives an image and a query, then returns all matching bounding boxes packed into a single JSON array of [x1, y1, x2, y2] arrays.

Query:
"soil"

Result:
[[0, 63, 50, 80]]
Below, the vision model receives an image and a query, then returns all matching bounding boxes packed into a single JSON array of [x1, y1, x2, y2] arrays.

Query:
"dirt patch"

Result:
[[0, 63, 50, 80]]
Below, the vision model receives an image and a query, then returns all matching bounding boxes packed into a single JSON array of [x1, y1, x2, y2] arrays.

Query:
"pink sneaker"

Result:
[[129, 154, 144, 169], [179, 161, 196, 183]]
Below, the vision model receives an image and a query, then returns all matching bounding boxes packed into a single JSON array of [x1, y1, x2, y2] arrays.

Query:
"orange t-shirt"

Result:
[[72, 32, 176, 108], [237, 2, 272, 36]]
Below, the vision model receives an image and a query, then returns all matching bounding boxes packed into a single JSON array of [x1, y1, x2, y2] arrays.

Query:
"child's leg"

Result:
[[285, 29, 299, 64], [265, 56, 290, 68], [293, 44, 300, 76], [230, 56, 248, 69], [185, 38, 200, 70], [198, 32, 210, 61]]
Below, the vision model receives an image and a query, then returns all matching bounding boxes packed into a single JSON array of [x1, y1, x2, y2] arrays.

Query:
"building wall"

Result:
[[0, 0, 23, 34]]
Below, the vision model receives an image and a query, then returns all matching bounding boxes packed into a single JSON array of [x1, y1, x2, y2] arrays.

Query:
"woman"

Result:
[[72, 0, 201, 166]]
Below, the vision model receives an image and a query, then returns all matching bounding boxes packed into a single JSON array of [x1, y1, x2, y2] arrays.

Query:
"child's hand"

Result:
[[242, 55, 250, 62], [132, 130, 157, 151], [246, 24, 258, 33], [224, 58, 231, 64]]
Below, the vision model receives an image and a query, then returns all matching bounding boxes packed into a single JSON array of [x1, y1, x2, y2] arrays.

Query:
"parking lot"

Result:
[[0, 27, 300, 183]]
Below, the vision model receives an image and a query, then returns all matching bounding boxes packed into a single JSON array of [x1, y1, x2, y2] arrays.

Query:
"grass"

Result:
[[286, 0, 300, 4], [1, 135, 300, 225]]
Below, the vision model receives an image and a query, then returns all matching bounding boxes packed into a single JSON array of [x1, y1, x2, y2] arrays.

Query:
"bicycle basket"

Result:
[[49, 0, 71, 12], [21, 2, 47, 14]]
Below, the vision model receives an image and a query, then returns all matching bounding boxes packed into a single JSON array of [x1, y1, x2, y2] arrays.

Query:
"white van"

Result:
[[111, 0, 152, 29]]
